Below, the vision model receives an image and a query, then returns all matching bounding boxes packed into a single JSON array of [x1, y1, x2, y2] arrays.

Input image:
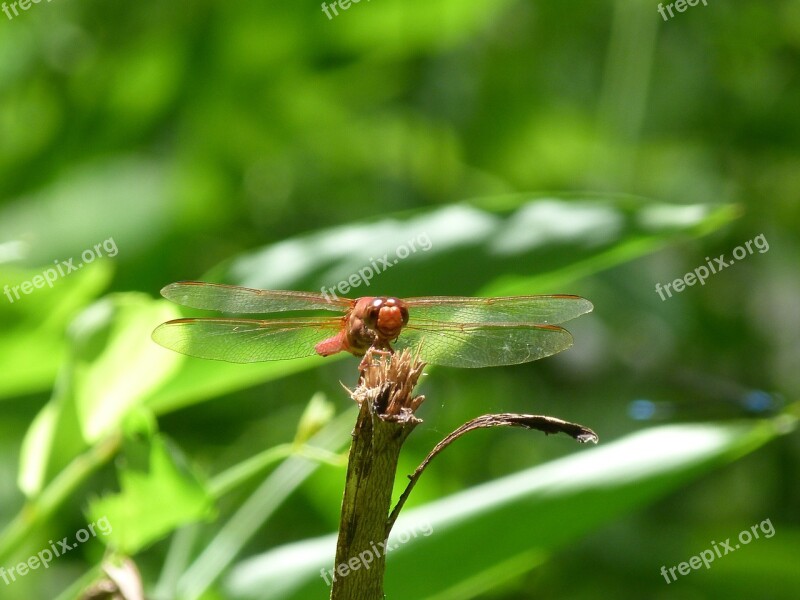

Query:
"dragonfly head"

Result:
[[366, 297, 409, 339], [347, 297, 409, 354]]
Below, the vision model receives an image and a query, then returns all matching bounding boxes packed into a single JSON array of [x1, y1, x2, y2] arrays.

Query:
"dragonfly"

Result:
[[152, 281, 593, 368]]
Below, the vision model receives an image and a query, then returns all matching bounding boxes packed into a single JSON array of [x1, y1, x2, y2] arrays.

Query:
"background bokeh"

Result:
[[1, 1, 798, 599]]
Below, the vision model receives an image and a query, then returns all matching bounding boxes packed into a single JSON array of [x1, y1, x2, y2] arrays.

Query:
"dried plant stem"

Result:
[[330, 401, 415, 599], [330, 350, 424, 600]]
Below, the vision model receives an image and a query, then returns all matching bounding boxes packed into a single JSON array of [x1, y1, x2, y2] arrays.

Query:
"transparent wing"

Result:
[[160, 281, 351, 314], [403, 295, 592, 325], [152, 317, 344, 363], [394, 322, 574, 368]]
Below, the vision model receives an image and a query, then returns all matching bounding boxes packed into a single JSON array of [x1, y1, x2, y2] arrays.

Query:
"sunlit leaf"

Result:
[[87, 435, 215, 555], [225, 416, 795, 599], [0, 260, 113, 398], [18, 294, 182, 496]]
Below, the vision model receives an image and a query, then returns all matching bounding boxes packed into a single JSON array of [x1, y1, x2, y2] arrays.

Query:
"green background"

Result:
[[1, 1, 798, 599]]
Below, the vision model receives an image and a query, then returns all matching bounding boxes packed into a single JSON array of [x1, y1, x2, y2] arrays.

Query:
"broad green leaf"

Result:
[[68, 294, 181, 442], [224, 415, 795, 599], [145, 353, 329, 415], [0, 260, 113, 398], [87, 435, 215, 555], [18, 293, 182, 496], [211, 194, 736, 298]]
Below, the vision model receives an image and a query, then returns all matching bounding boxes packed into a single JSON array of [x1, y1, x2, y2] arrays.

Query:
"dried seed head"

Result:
[[353, 348, 426, 420]]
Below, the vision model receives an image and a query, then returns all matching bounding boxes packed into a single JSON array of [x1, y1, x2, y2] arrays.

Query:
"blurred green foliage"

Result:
[[1, 1, 798, 599]]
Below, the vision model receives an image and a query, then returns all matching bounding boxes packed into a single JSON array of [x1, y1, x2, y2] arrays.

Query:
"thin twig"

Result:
[[387, 413, 597, 533]]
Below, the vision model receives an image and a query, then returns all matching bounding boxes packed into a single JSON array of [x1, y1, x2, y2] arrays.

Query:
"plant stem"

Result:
[[330, 398, 416, 599]]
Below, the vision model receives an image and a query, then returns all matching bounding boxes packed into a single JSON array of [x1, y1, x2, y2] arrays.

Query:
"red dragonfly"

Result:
[[152, 281, 592, 368]]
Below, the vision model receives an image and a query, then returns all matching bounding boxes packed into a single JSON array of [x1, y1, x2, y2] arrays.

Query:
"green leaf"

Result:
[[145, 353, 329, 415], [211, 194, 737, 298], [87, 434, 215, 555], [224, 415, 795, 599], [0, 260, 113, 398], [18, 293, 182, 496], [293, 392, 336, 446], [68, 294, 182, 443], [17, 402, 60, 496]]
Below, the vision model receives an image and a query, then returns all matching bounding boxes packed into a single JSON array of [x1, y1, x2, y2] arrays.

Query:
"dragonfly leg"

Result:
[[357, 346, 394, 372]]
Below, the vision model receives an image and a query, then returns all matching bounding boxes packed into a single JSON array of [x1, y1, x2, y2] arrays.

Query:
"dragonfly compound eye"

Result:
[[375, 298, 409, 337], [364, 300, 382, 325]]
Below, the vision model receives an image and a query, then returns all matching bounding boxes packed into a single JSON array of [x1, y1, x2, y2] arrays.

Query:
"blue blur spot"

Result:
[[742, 390, 773, 413], [629, 399, 656, 420]]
